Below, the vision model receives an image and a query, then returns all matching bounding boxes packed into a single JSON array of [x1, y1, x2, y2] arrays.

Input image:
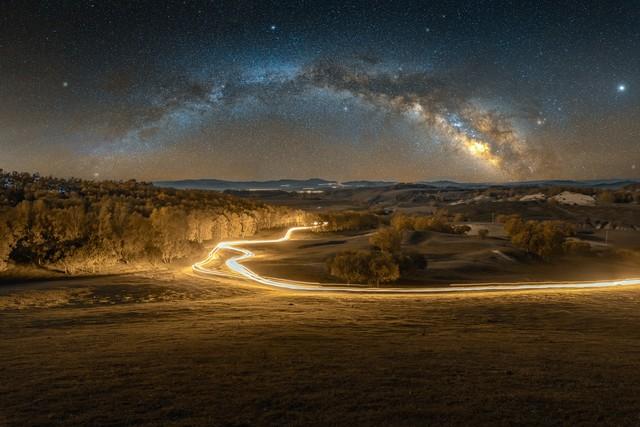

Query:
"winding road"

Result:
[[192, 225, 640, 293]]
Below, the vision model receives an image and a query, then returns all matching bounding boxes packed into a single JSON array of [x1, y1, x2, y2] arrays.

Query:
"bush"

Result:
[[478, 229, 489, 239]]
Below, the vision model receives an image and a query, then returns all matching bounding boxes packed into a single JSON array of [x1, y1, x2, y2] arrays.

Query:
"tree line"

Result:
[[0, 171, 309, 273], [389, 212, 471, 234]]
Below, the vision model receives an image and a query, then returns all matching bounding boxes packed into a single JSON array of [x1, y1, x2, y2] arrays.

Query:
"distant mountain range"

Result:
[[154, 178, 640, 192], [154, 178, 397, 191]]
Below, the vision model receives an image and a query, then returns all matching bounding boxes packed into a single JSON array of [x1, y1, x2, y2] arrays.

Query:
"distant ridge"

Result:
[[154, 178, 338, 191], [154, 178, 639, 192], [417, 179, 640, 190]]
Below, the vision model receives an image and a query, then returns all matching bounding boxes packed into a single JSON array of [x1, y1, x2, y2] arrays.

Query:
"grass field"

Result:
[[3, 272, 640, 426], [243, 228, 640, 286]]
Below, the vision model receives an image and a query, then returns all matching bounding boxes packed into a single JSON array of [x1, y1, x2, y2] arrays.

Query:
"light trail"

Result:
[[192, 225, 640, 294]]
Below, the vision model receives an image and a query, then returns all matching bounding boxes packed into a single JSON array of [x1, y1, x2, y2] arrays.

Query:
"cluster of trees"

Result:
[[327, 250, 399, 286], [319, 211, 380, 231], [0, 171, 309, 273], [390, 212, 471, 234], [326, 226, 427, 286], [596, 190, 640, 204], [497, 214, 583, 260]]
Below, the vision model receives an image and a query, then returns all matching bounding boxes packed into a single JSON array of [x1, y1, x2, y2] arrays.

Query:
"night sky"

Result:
[[2, 0, 638, 182]]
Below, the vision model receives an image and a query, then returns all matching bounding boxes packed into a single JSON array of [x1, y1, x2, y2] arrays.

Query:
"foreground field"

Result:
[[3, 273, 640, 426]]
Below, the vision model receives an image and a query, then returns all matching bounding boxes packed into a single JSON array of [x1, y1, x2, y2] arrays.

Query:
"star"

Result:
[[62, 81, 69, 87], [617, 83, 626, 92], [269, 25, 277, 31]]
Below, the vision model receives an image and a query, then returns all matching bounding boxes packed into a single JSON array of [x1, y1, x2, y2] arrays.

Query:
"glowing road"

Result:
[[192, 225, 640, 293]]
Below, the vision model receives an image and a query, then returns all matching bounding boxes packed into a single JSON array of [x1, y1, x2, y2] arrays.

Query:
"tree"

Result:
[[121, 212, 154, 262], [327, 251, 369, 284], [319, 211, 380, 231], [499, 214, 575, 261], [150, 207, 190, 263], [0, 170, 310, 271], [369, 227, 403, 253], [367, 251, 400, 286], [0, 212, 16, 271], [327, 250, 399, 285], [390, 213, 414, 231]]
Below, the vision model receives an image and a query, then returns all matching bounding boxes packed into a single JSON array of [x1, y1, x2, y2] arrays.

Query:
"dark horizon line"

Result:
[[2, 169, 639, 186], [154, 177, 640, 185]]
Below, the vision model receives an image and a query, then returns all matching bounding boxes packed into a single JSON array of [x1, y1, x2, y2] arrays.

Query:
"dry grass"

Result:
[[3, 272, 640, 426], [244, 229, 640, 286]]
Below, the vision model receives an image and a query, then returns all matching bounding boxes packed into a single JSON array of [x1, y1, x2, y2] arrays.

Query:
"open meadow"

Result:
[[3, 267, 640, 426]]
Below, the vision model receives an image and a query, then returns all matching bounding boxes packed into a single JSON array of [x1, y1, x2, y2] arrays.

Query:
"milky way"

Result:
[[1, 1, 638, 181]]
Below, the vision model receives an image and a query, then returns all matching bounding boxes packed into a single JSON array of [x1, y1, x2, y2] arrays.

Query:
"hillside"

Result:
[[0, 171, 310, 274]]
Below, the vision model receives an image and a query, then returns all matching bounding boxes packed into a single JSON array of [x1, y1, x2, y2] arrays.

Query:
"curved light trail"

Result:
[[192, 225, 640, 294]]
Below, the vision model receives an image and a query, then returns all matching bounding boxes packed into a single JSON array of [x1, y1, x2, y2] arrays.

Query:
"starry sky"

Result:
[[1, 0, 639, 182]]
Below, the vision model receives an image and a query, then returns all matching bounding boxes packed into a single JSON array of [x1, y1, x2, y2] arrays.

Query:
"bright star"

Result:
[[270, 25, 276, 31], [617, 84, 626, 92], [62, 81, 69, 87]]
